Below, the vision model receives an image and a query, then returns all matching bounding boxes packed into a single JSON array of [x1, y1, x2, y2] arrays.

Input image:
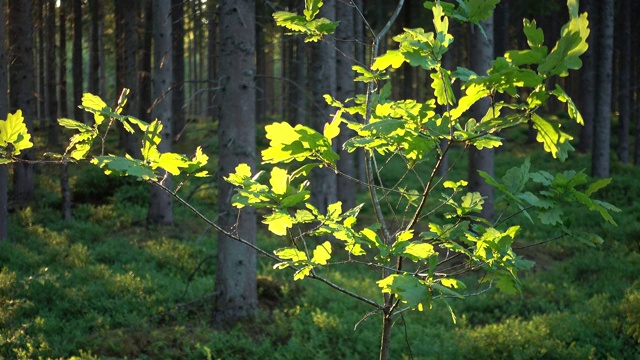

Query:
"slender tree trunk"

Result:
[[255, 1, 266, 124], [336, 0, 356, 210], [8, 0, 36, 203], [171, 0, 185, 140], [310, 0, 338, 213], [0, 0, 8, 240], [577, 0, 595, 153], [354, 0, 366, 191], [138, 0, 152, 118], [591, 0, 614, 178], [293, 36, 307, 125], [35, 0, 44, 128], [122, 0, 140, 156], [58, 0, 69, 118], [44, 0, 57, 146], [72, 0, 83, 122], [206, 2, 218, 119], [616, 0, 631, 164], [215, 0, 257, 324], [88, 0, 100, 96], [147, 0, 174, 226], [467, 18, 495, 220]]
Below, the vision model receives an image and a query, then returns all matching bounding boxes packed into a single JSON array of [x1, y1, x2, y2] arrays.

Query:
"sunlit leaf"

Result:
[[0, 110, 33, 155], [263, 210, 294, 236], [312, 241, 332, 265]]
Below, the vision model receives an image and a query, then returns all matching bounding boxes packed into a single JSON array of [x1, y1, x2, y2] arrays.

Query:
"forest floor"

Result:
[[1, 118, 640, 359]]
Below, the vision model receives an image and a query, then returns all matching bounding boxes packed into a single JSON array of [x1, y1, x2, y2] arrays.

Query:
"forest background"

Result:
[[1, 0, 640, 359]]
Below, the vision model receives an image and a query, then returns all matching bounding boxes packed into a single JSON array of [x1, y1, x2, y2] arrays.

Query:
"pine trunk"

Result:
[[591, 0, 614, 178], [8, 0, 36, 203], [467, 19, 495, 220], [310, 0, 338, 213], [214, 0, 258, 324], [147, 0, 174, 226]]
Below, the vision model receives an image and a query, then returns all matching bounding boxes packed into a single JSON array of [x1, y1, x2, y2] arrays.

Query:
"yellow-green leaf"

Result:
[[0, 110, 33, 155], [269, 167, 289, 195], [312, 241, 332, 265], [263, 210, 294, 236]]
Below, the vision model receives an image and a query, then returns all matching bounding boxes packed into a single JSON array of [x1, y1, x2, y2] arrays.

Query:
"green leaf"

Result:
[[157, 152, 190, 175], [459, 192, 484, 215], [81, 93, 109, 125], [269, 167, 289, 196], [274, 246, 308, 263], [304, 0, 322, 20], [394, 242, 435, 262], [441, 278, 466, 290], [311, 241, 332, 265], [226, 163, 253, 186], [91, 155, 156, 180], [538, 206, 563, 225], [263, 210, 294, 236], [58, 118, 93, 132], [531, 113, 574, 161], [585, 178, 611, 196], [323, 110, 341, 141], [0, 110, 33, 156], [522, 19, 544, 49], [372, 50, 405, 71], [377, 274, 431, 311], [551, 84, 583, 125]]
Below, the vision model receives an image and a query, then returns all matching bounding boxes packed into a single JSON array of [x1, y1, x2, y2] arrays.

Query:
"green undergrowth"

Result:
[[2, 119, 640, 359]]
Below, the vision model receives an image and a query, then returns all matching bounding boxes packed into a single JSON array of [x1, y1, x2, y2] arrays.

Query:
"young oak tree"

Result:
[[0, 0, 620, 359]]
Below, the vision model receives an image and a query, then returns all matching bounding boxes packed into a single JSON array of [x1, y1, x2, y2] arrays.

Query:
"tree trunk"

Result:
[[72, 0, 83, 122], [354, 0, 366, 191], [467, 18, 495, 220], [44, 0, 57, 146], [35, 0, 43, 128], [577, 0, 596, 153], [206, 1, 218, 119], [0, 0, 8, 240], [171, 0, 185, 140], [147, 0, 174, 226], [138, 0, 152, 118], [336, 0, 356, 210], [58, 0, 68, 118], [214, 0, 257, 324], [310, 0, 338, 213], [8, 0, 36, 203], [122, 0, 140, 156], [591, 0, 614, 178], [616, 0, 631, 164], [88, 0, 100, 96], [293, 36, 307, 125]]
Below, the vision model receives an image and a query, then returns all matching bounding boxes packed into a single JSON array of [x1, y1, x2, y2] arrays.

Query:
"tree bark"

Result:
[[138, 0, 152, 118], [616, 0, 631, 164], [0, 0, 8, 240], [591, 0, 614, 178], [72, 0, 83, 122], [467, 18, 495, 220], [88, 0, 100, 96], [577, 0, 596, 153], [214, 0, 258, 324], [147, 0, 174, 226], [336, 0, 356, 210], [58, 0, 68, 118], [310, 0, 338, 213], [44, 0, 57, 146], [8, 0, 36, 203], [171, 0, 185, 140], [122, 0, 140, 156]]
